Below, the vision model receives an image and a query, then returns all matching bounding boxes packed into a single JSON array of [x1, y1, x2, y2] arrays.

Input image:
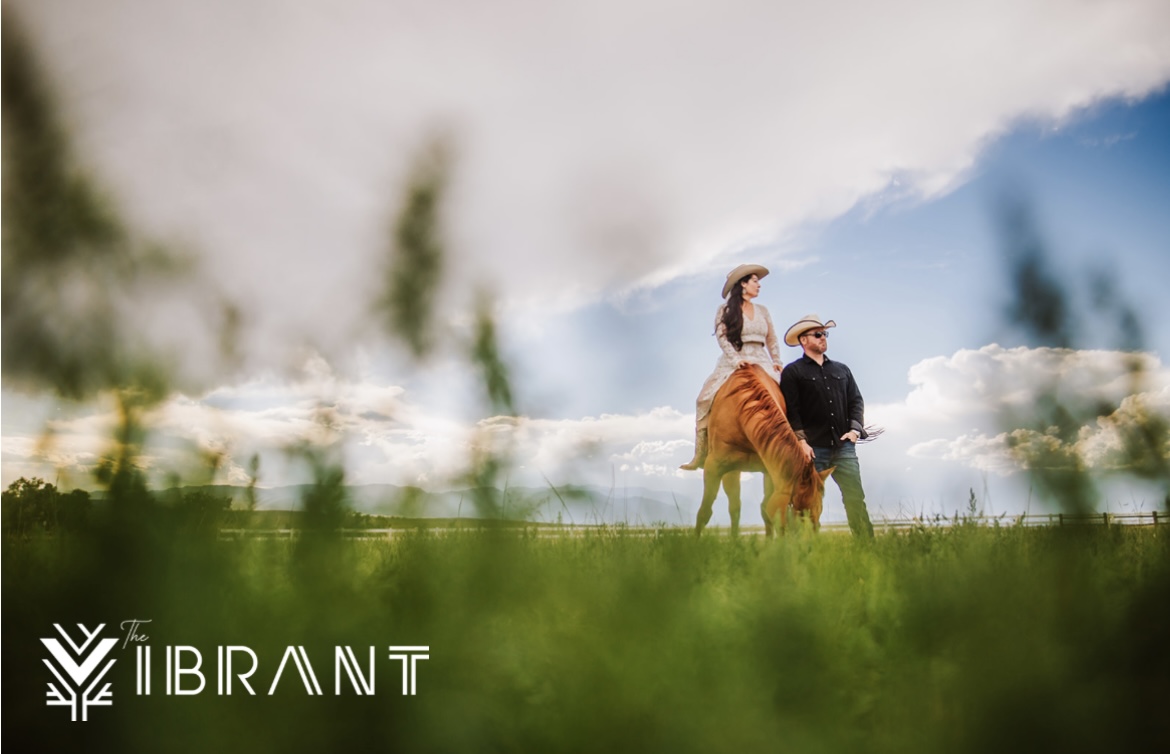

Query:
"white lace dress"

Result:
[[694, 303, 783, 429]]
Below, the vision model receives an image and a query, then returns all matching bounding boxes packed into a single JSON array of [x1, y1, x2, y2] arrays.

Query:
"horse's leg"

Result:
[[765, 483, 792, 536], [760, 471, 792, 537], [761, 473, 776, 539], [722, 473, 742, 537], [779, 489, 793, 535], [694, 466, 725, 536]]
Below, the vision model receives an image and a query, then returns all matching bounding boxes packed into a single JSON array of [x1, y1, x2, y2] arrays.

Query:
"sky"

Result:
[[4, 0, 1170, 524]]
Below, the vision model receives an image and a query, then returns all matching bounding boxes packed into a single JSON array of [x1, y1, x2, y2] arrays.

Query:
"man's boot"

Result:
[[679, 428, 708, 470]]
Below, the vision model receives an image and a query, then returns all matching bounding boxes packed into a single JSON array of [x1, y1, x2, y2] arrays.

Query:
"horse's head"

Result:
[[789, 462, 834, 527], [763, 462, 834, 536], [808, 465, 834, 525]]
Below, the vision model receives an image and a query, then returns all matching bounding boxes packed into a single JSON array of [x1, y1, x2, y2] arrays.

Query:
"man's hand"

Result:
[[841, 430, 860, 443], [799, 439, 814, 461]]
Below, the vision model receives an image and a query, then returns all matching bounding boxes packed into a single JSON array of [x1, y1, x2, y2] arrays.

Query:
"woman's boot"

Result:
[[679, 428, 708, 470]]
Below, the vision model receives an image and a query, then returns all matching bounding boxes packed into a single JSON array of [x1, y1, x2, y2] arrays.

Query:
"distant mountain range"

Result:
[[159, 483, 694, 526]]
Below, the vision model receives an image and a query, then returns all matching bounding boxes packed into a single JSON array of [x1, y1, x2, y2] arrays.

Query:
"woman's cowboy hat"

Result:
[[783, 314, 837, 346], [721, 263, 769, 299]]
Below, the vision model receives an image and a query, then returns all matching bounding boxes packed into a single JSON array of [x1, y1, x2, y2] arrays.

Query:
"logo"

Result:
[[40, 619, 431, 720], [42, 624, 119, 721]]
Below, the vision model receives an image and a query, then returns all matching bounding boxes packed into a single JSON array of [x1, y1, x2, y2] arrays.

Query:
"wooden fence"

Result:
[[218, 510, 1165, 539]]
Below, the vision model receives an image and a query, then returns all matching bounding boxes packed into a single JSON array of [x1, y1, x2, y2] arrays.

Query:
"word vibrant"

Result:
[[43, 621, 431, 721]]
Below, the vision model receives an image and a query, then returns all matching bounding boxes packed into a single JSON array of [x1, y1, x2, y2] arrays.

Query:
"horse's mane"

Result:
[[720, 367, 804, 465], [722, 366, 810, 476]]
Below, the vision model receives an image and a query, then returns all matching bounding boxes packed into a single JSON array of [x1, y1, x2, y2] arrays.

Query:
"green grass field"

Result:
[[5, 519, 1168, 753]]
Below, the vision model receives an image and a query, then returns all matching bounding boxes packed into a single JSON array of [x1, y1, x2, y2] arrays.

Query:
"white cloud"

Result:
[[1, 360, 698, 492], [906, 432, 1018, 473], [1078, 386, 1170, 467], [10, 0, 1170, 376], [888, 345, 1170, 476], [7, 343, 1168, 522]]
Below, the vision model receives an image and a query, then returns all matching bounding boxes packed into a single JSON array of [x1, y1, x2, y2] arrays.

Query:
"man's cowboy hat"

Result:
[[784, 314, 837, 346], [721, 263, 769, 299]]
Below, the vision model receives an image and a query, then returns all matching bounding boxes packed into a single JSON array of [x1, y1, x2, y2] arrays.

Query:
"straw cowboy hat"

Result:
[[783, 314, 837, 347], [721, 263, 769, 299]]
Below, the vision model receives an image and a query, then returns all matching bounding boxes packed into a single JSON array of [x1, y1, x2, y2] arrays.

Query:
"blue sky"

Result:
[[483, 91, 1170, 518], [494, 92, 1170, 416], [4, 0, 1170, 524]]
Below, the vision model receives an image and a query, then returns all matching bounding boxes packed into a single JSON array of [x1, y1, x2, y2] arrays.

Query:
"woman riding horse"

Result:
[[680, 263, 784, 470]]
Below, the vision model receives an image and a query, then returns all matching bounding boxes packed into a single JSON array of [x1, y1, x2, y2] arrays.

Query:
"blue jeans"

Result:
[[813, 442, 874, 538]]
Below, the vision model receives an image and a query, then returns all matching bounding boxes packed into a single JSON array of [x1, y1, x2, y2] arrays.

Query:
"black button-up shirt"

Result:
[[780, 354, 865, 448]]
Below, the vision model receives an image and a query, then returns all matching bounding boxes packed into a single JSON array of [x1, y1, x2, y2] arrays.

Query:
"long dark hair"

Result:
[[720, 274, 752, 351]]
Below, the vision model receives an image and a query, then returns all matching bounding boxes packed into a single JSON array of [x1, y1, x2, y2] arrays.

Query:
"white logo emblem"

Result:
[[42, 623, 118, 721]]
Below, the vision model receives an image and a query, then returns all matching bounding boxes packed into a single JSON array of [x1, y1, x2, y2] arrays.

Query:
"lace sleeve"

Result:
[[714, 305, 740, 360], [762, 306, 782, 366]]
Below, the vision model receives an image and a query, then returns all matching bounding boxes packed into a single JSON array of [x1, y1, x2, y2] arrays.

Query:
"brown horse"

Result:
[[694, 364, 833, 537]]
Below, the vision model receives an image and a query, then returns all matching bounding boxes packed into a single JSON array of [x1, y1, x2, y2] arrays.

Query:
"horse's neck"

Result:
[[760, 374, 786, 413], [746, 417, 801, 472], [737, 392, 803, 477]]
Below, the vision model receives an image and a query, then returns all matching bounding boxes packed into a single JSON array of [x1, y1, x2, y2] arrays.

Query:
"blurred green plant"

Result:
[[376, 138, 451, 360], [471, 291, 517, 416], [454, 293, 524, 518], [2, 15, 183, 402], [996, 195, 1170, 513]]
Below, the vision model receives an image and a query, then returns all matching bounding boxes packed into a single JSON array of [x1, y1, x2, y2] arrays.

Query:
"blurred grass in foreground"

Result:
[[4, 524, 1168, 753]]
